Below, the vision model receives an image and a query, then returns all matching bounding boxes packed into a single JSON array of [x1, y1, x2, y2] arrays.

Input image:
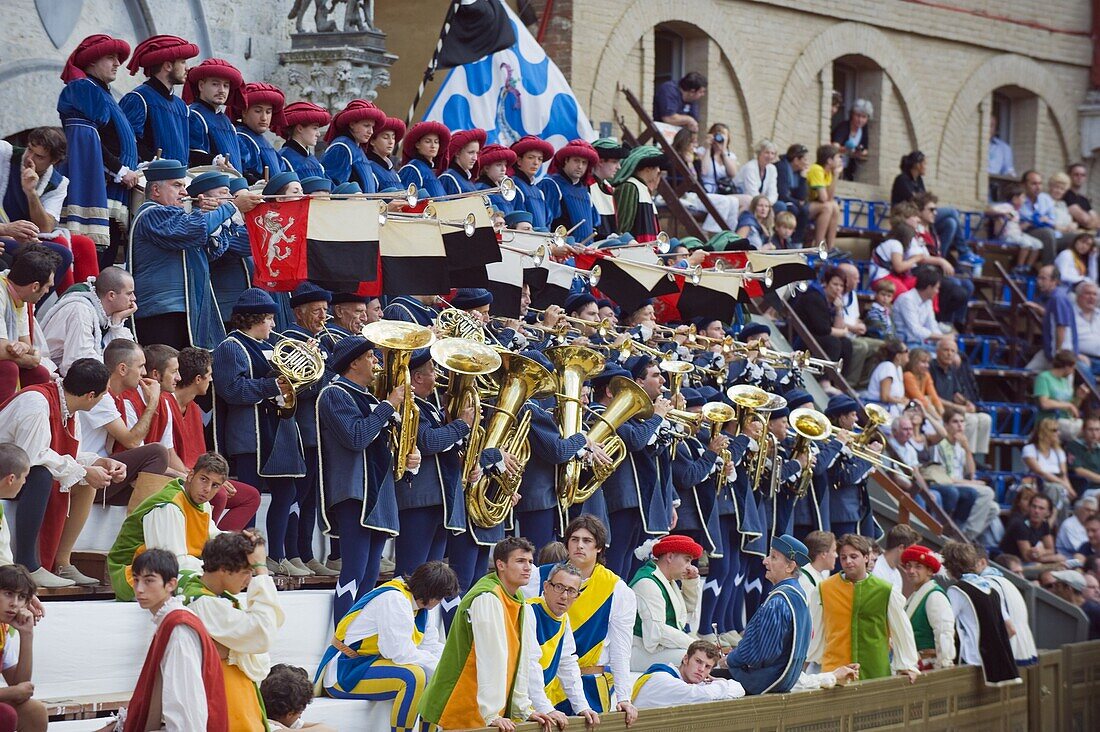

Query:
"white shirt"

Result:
[[1021, 443, 1065, 476], [631, 665, 745, 709], [467, 591, 535, 725], [904, 581, 956, 668], [1055, 248, 1099, 288], [0, 387, 97, 490], [0, 624, 18, 671], [186, 574, 285, 684], [872, 555, 903, 594], [1056, 515, 1089, 556], [0, 141, 67, 224], [732, 161, 779, 204], [1075, 304, 1100, 358], [869, 238, 905, 282], [865, 361, 904, 416], [148, 597, 208, 732], [983, 573, 1037, 664], [143, 500, 221, 576], [39, 291, 134, 375], [524, 603, 591, 715], [77, 393, 122, 458], [320, 586, 443, 687], [632, 569, 700, 654], [0, 274, 30, 343], [893, 289, 938, 344]]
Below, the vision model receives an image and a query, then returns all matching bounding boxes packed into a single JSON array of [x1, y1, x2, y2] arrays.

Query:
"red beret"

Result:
[[401, 121, 452, 168], [550, 138, 599, 180], [232, 82, 287, 130], [325, 99, 386, 143], [446, 128, 488, 163], [652, 534, 703, 560], [279, 101, 332, 139], [183, 58, 243, 104], [127, 35, 199, 76], [476, 144, 517, 177], [62, 34, 131, 84], [511, 135, 554, 162], [900, 545, 941, 573], [376, 116, 407, 144]]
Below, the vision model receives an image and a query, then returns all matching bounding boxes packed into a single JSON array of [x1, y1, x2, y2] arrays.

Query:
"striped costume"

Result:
[[526, 597, 590, 715]]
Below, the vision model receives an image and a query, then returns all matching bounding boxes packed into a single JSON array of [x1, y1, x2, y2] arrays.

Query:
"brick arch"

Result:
[[937, 54, 1078, 178], [771, 22, 929, 156], [587, 0, 764, 143]]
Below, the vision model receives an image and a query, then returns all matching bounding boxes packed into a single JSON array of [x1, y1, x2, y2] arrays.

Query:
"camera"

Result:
[[714, 133, 725, 143]]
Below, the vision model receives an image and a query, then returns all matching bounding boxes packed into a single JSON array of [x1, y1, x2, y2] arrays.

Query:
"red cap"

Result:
[[900, 545, 941, 573], [183, 58, 243, 105], [510, 135, 554, 162], [476, 144, 517, 178], [127, 34, 199, 76], [231, 82, 287, 130], [652, 534, 704, 560], [550, 138, 599, 182], [401, 121, 452, 169], [279, 101, 332, 139], [446, 128, 487, 168], [62, 34, 131, 84], [376, 116, 407, 144], [325, 99, 386, 143]]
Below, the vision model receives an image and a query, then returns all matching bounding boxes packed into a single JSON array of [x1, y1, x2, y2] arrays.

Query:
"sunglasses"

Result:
[[1041, 582, 1057, 590]]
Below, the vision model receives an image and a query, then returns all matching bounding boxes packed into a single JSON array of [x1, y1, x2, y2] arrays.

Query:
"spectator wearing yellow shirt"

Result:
[[807, 144, 843, 252]]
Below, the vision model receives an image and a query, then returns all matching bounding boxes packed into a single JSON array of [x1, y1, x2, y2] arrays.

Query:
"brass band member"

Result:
[[787, 390, 842, 541], [824, 394, 882, 539], [319, 292, 369, 352]]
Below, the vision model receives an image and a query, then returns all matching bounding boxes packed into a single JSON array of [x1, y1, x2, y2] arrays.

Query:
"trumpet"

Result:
[[708, 261, 776, 287], [789, 408, 833, 498], [619, 336, 666, 361], [499, 225, 570, 251], [433, 175, 517, 203], [756, 346, 842, 375], [599, 230, 673, 254], [498, 241, 548, 266], [527, 308, 614, 339], [362, 320, 436, 477], [660, 360, 693, 401], [613, 258, 703, 285]]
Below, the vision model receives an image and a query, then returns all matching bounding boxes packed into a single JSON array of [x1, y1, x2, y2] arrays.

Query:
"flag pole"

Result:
[[406, 0, 463, 127]]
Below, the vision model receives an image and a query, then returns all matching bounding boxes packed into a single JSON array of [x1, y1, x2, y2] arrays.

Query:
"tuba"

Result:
[[726, 384, 772, 436], [362, 321, 436, 477], [431, 337, 503, 486], [271, 335, 327, 419], [575, 376, 654, 502], [545, 345, 606, 508], [789, 407, 833, 499], [700, 401, 737, 494], [465, 351, 557, 528]]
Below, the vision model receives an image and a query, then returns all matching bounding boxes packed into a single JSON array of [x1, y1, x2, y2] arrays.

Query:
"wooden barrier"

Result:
[[457, 642, 1100, 732]]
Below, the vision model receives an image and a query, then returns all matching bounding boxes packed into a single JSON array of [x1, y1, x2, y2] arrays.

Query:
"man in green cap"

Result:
[[610, 145, 665, 243], [591, 138, 625, 238]]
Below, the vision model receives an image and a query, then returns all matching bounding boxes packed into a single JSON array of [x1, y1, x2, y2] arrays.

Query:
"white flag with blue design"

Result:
[[423, 3, 594, 149]]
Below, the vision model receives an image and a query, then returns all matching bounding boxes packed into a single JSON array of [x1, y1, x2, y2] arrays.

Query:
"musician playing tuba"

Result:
[[788, 390, 845, 541]]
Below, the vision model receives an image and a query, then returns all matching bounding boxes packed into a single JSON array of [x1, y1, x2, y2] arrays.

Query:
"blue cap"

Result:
[[187, 171, 230, 196], [591, 364, 629, 392], [769, 406, 790, 421], [232, 287, 277, 316], [564, 292, 596, 314], [680, 386, 704, 408], [772, 534, 810, 565], [144, 158, 188, 182], [263, 171, 300, 196], [331, 292, 368, 305], [736, 322, 770, 342], [450, 288, 492, 310], [333, 182, 362, 195], [504, 210, 534, 227], [825, 394, 860, 418], [697, 385, 720, 403], [301, 176, 333, 194], [329, 335, 375, 375], [289, 281, 332, 309], [228, 177, 250, 194], [626, 298, 653, 315], [409, 347, 432, 371], [625, 354, 654, 380], [785, 389, 814, 410], [595, 298, 619, 315]]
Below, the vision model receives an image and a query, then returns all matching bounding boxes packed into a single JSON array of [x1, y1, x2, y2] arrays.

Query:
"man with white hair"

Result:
[[836, 261, 882, 387], [39, 266, 136, 375], [1058, 496, 1098, 556], [1074, 280, 1100, 374], [931, 336, 992, 463]]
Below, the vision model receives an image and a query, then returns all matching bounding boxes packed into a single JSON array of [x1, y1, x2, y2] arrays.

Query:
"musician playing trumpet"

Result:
[[825, 395, 884, 540], [316, 335, 422, 622], [670, 388, 727, 567], [788, 390, 844, 542]]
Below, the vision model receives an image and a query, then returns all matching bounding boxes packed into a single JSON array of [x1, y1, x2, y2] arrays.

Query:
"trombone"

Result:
[[708, 260, 776, 287], [432, 175, 517, 203], [499, 241, 548, 266], [756, 346, 842, 375]]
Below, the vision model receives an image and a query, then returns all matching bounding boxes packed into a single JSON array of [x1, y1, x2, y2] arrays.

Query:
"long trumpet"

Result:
[[708, 261, 776, 287], [598, 231, 672, 254], [528, 308, 614, 339], [749, 241, 830, 258], [432, 175, 517, 203], [612, 258, 702, 285], [379, 204, 477, 236], [362, 320, 436, 477], [499, 241, 548, 266], [546, 345, 606, 508], [499, 225, 570, 251]]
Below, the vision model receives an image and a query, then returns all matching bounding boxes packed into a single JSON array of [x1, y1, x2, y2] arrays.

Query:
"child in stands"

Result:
[[261, 664, 335, 730], [770, 211, 797, 249], [0, 565, 47, 732], [864, 278, 897, 340], [987, 182, 1044, 274], [0, 445, 30, 567]]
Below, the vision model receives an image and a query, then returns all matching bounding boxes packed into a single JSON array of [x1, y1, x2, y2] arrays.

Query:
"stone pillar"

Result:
[[276, 30, 397, 109]]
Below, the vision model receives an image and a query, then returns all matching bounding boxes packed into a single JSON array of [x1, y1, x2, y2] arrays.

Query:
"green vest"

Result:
[[909, 583, 947, 652], [629, 560, 678, 638]]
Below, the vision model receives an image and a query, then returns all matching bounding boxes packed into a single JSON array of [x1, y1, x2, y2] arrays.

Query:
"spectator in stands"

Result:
[[868, 219, 920, 296], [911, 194, 976, 329], [791, 266, 854, 377], [1067, 418, 1100, 500], [830, 99, 872, 181], [0, 565, 47, 732], [123, 548, 227, 731], [998, 553, 1025, 576], [732, 139, 782, 213], [1077, 514, 1100, 558], [903, 348, 944, 419], [0, 246, 60, 403], [864, 338, 909, 416], [887, 415, 937, 509], [1024, 416, 1076, 513], [674, 127, 740, 234], [891, 153, 977, 266], [1049, 570, 1100, 639], [1033, 349, 1086, 440], [930, 337, 992, 464], [769, 211, 797, 250], [1020, 170, 1061, 261], [653, 72, 707, 132], [900, 544, 956, 671], [806, 144, 842, 251], [1000, 491, 1065, 565], [735, 195, 773, 249], [1054, 233, 1097, 290], [893, 267, 946, 347], [776, 144, 810, 242], [935, 406, 1000, 540], [988, 115, 1016, 177], [835, 261, 880, 388], [699, 124, 740, 193], [1071, 276, 1100, 376], [871, 524, 919, 593], [263, 664, 334, 730], [865, 279, 897, 340], [1048, 172, 1080, 234], [0, 358, 125, 588], [987, 182, 1044, 272], [1065, 162, 1100, 230], [39, 265, 135, 375], [1057, 496, 1099, 555], [941, 542, 1022, 686]]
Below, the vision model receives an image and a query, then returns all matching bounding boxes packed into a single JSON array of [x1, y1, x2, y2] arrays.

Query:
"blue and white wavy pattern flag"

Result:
[[423, 3, 595, 149]]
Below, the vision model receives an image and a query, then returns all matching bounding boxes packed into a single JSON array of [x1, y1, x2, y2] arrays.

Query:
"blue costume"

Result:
[[398, 157, 445, 199], [120, 79, 190, 164], [382, 296, 437, 327], [57, 76, 138, 250], [439, 164, 478, 197], [187, 100, 244, 171], [517, 399, 586, 550], [367, 151, 402, 191], [727, 578, 811, 694], [475, 175, 515, 215], [793, 437, 843, 539], [207, 214, 254, 327], [829, 449, 881, 539], [671, 431, 722, 555], [321, 136, 377, 192], [278, 139, 326, 179], [541, 173, 600, 242], [512, 170, 551, 230], [236, 124, 289, 183]]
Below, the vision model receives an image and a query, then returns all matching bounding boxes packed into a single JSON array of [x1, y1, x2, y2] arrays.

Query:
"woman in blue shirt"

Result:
[[367, 116, 405, 191], [321, 99, 386, 192], [735, 195, 775, 249], [399, 121, 450, 199]]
